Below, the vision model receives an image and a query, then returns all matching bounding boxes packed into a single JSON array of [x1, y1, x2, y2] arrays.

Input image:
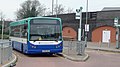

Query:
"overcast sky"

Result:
[[0, 0, 120, 20]]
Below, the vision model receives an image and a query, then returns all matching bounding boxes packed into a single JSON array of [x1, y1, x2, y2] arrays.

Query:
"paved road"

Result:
[[14, 49, 120, 67]]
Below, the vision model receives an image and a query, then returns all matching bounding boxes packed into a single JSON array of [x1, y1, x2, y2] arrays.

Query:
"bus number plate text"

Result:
[[42, 50, 50, 52]]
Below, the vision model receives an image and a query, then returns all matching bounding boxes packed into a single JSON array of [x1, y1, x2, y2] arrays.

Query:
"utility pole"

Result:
[[76, 7, 83, 41]]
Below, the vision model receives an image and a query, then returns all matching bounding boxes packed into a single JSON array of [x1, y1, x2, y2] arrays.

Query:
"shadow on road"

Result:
[[13, 49, 62, 57]]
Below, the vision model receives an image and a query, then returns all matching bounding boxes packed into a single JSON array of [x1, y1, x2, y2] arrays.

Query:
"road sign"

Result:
[[85, 24, 89, 32], [75, 7, 83, 19]]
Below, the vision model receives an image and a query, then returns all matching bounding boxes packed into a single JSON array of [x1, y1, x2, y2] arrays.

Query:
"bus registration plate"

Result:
[[42, 50, 50, 52]]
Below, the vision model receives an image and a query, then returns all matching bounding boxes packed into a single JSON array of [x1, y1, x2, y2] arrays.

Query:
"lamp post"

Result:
[[85, 0, 88, 47], [76, 7, 83, 41], [1, 19, 4, 40], [56, 0, 58, 17], [52, 0, 54, 15]]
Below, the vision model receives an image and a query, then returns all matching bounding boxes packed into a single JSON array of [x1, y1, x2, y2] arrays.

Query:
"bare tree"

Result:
[[52, 4, 74, 15], [66, 7, 74, 13], [16, 0, 46, 20], [44, 8, 52, 16], [54, 4, 65, 15]]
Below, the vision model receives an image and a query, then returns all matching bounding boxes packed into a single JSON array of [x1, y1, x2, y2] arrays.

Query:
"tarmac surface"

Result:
[[1, 41, 120, 67], [62, 41, 120, 61]]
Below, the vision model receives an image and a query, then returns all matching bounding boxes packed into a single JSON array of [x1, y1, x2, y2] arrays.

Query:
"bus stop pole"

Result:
[[76, 7, 83, 41]]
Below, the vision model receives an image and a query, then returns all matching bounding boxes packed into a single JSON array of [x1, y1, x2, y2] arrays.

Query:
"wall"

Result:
[[92, 26, 116, 43], [62, 27, 77, 40]]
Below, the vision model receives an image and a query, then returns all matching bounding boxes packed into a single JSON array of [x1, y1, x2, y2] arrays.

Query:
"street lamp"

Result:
[[56, 0, 58, 17], [76, 7, 83, 41], [85, 0, 88, 47], [1, 19, 4, 40], [52, 0, 54, 15], [52, 0, 58, 17]]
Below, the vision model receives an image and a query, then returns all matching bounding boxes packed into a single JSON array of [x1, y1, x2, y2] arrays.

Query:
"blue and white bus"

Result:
[[9, 17, 63, 54]]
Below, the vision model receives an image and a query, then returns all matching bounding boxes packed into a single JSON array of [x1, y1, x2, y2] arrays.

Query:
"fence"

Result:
[[0, 41, 12, 65], [63, 41, 86, 56]]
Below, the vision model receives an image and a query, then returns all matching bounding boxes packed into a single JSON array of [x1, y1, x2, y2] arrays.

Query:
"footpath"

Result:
[[87, 42, 120, 52], [1, 54, 17, 67], [62, 42, 120, 62]]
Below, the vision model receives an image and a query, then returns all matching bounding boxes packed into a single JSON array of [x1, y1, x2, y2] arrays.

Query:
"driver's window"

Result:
[[21, 24, 28, 38]]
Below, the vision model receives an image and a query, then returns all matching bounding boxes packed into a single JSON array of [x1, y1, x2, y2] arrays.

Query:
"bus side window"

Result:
[[21, 24, 28, 38], [24, 25, 28, 37], [10, 26, 14, 36]]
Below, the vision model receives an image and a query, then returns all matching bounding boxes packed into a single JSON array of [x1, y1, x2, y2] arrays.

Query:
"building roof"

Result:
[[102, 7, 120, 11]]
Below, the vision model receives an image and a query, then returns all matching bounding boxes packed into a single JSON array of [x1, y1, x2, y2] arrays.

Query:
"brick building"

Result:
[[92, 7, 120, 43], [48, 7, 120, 43]]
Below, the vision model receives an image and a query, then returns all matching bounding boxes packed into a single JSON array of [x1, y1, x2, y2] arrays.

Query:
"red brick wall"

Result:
[[62, 27, 77, 40], [92, 26, 116, 42]]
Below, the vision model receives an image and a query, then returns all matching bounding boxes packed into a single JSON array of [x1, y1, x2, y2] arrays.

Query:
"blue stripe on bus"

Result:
[[12, 41, 63, 54]]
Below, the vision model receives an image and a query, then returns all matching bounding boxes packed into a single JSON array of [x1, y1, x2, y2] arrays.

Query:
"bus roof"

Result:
[[10, 17, 61, 26]]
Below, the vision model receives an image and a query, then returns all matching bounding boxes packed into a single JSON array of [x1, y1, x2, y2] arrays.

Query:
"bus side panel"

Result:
[[22, 43, 28, 54], [12, 41, 23, 52]]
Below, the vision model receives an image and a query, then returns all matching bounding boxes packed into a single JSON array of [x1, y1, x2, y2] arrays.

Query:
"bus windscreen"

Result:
[[30, 19, 62, 41]]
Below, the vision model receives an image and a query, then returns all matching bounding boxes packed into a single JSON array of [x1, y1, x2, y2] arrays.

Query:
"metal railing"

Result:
[[63, 41, 86, 56], [0, 41, 12, 64]]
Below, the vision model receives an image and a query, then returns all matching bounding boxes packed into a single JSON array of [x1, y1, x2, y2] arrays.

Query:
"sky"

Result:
[[0, 0, 120, 20]]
